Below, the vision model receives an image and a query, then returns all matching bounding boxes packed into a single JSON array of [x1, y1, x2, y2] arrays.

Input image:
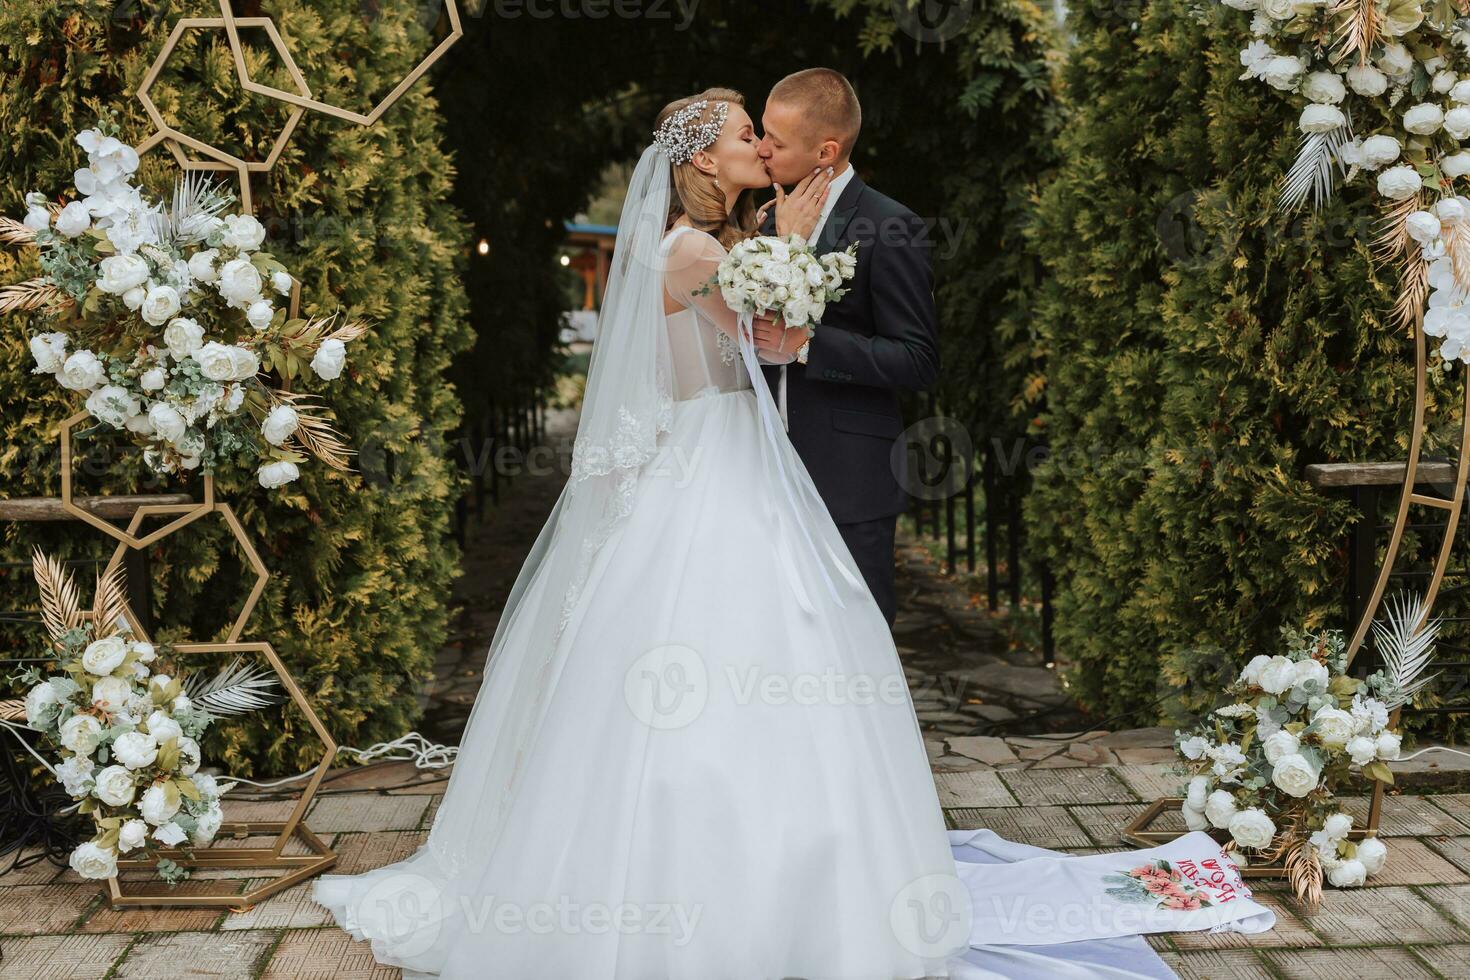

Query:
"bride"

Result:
[[312, 88, 1266, 979]]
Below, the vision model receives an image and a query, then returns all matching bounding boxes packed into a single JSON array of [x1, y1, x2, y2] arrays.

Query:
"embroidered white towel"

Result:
[[949, 828, 1277, 946]]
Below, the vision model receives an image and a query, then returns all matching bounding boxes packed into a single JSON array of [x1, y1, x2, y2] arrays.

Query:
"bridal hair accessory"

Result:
[[653, 99, 730, 166]]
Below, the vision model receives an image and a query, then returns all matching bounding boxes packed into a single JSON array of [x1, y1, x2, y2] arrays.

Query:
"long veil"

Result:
[[425, 143, 676, 874]]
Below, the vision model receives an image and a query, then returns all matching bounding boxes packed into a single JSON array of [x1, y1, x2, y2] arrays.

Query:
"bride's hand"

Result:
[[762, 168, 833, 241]]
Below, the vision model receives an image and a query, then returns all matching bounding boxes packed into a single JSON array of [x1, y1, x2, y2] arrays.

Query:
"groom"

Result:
[[752, 68, 940, 627]]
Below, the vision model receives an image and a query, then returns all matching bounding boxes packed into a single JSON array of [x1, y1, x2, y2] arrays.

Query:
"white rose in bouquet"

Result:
[[1290, 656, 1329, 693], [1178, 734, 1211, 760], [1261, 55, 1304, 90], [1270, 753, 1320, 797], [1327, 858, 1367, 887], [1210, 741, 1248, 780], [139, 366, 167, 392], [1257, 656, 1296, 693], [93, 764, 137, 807], [1259, 0, 1294, 19], [85, 385, 141, 429], [56, 756, 95, 798], [1447, 107, 1470, 140], [1407, 210, 1443, 244], [29, 332, 68, 374], [1301, 71, 1346, 104], [271, 270, 293, 296], [1375, 730, 1402, 759], [193, 341, 246, 381], [163, 317, 205, 359], [145, 709, 182, 746], [131, 641, 155, 663], [55, 199, 91, 238], [1434, 70, 1459, 93], [58, 350, 106, 392], [1313, 705, 1357, 747], [81, 635, 129, 676], [192, 803, 224, 845], [1403, 103, 1445, 135], [1346, 735, 1378, 765], [1322, 811, 1353, 839], [1263, 729, 1300, 764], [140, 285, 181, 327], [178, 735, 201, 776], [147, 402, 188, 444], [1239, 653, 1272, 685], [262, 405, 299, 446], [25, 680, 59, 726], [1438, 197, 1469, 224], [1358, 134, 1401, 169], [96, 253, 150, 295], [310, 338, 347, 380], [1444, 153, 1470, 178], [246, 299, 275, 332], [139, 782, 181, 825], [1378, 42, 1415, 77], [68, 841, 117, 880], [112, 730, 159, 770], [60, 714, 103, 754], [220, 213, 266, 251], [1205, 789, 1238, 828], [1228, 808, 1276, 849], [122, 286, 146, 311], [118, 818, 148, 853], [231, 346, 260, 380], [1346, 64, 1389, 96], [23, 193, 51, 231], [188, 247, 221, 283], [1299, 104, 1346, 133], [217, 257, 264, 307], [258, 459, 301, 489], [1356, 836, 1388, 874], [91, 675, 132, 713], [1377, 165, 1424, 199], [1183, 803, 1210, 831]]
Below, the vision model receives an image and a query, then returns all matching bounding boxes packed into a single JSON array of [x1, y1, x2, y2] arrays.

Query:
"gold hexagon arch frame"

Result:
[[217, 0, 464, 127]]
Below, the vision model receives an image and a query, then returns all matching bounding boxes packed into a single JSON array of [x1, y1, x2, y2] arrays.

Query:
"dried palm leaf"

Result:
[[0, 216, 37, 246], [1446, 216, 1470, 291], [1255, 814, 1301, 865], [1279, 125, 1351, 213], [89, 560, 132, 641], [1371, 591, 1441, 710], [1374, 195, 1430, 333], [31, 548, 83, 644], [1286, 840, 1323, 914], [0, 278, 71, 315], [324, 316, 370, 345], [183, 656, 282, 717], [0, 699, 27, 723], [1332, 0, 1379, 68], [267, 389, 355, 470]]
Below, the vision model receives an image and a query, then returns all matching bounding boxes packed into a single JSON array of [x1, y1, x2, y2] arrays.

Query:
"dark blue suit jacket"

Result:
[[761, 173, 940, 524]]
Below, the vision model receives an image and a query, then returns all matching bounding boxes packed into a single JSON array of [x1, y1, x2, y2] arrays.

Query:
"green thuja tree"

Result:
[[0, 1, 473, 774]]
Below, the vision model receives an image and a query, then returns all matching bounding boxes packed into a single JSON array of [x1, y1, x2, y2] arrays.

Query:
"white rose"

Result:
[[1356, 836, 1388, 875], [1300, 103, 1346, 134], [118, 818, 148, 853], [1446, 107, 1470, 141], [246, 299, 275, 332], [139, 285, 181, 327], [220, 213, 266, 251], [1178, 735, 1211, 760], [1239, 654, 1272, 685], [1290, 657, 1329, 692], [1210, 741, 1248, 780], [138, 366, 167, 392], [1404, 103, 1446, 136], [1228, 808, 1276, 849], [258, 459, 301, 489], [1257, 656, 1296, 694], [216, 257, 264, 307], [193, 772, 221, 799], [153, 821, 187, 847], [223, 383, 245, 413], [1183, 802, 1209, 831], [1438, 198, 1469, 225], [92, 764, 137, 807], [145, 709, 182, 747], [1186, 775, 1210, 810], [1346, 64, 1389, 97], [55, 199, 91, 238], [1313, 706, 1357, 747], [91, 676, 132, 713], [1407, 210, 1444, 244], [1205, 789, 1238, 829], [1375, 730, 1402, 760], [178, 736, 201, 777], [1360, 134, 1401, 169], [56, 755, 95, 798], [1378, 165, 1424, 200], [1259, 0, 1293, 19], [1302, 72, 1346, 104], [29, 332, 69, 374], [261, 405, 299, 446], [86, 385, 140, 429], [58, 350, 107, 392], [138, 783, 180, 825], [271, 270, 293, 296], [1262, 55, 1304, 91], [310, 338, 346, 380], [231, 346, 260, 380], [192, 803, 224, 845], [1263, 729, 1300, 764], [163, 317, 205, 360], [1322, 812, 1354, 840], [1378, 42, 1414, 77], [60, 714, 103, 754], [112, 730, 159, 770], [1270, 753, 1320, 797], [25, 680, 60, 726], [68, 841, 117, 880], [1346, 735, 1378, 765], [132, 641, 156, 663], [1444, 153, 1470, 179], [81, 635, 129, 676], [193, 341, 243, 381], [1327, 858, 1367, 887], [187, 248, 220, 283], [1434, 70, 1459, 94], [147, 403, 187, 445], [96, 253, 150, 295], [122, 286, 146, 311], [23, 199, 51, 232]]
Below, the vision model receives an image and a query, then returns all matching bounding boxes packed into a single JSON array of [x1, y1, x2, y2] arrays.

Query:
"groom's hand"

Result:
[[751, 314, 786, 351]]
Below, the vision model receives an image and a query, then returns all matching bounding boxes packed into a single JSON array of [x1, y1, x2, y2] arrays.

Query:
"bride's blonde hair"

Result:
[[655, 87, 757, 250]]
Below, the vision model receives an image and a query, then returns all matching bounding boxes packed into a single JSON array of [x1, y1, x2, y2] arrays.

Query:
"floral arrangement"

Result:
[[14, 550, 279, 882], [0, 115, 363, 488], [710, 233, 859, 330], [1171, 596, 1436, 909], [1222, 0, 1470, 349]]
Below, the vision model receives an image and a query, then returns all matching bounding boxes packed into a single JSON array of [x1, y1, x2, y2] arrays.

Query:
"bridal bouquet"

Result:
[[12, 552, 282, 882], [1218, 0, 1470, 346], [1, 115, 364, 488], [713, 233, 858, 330], [1171, 598, 1436, 909]]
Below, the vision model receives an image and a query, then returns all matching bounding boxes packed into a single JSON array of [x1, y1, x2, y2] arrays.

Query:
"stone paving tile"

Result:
[[1427, 835, 1470, 875], [0, 882, 98, 935], [110, 929, 279, 979], [330, 830, 430, 875], [944, 805, 1091, 848], [1430, 794, 1470, 831], [307, 794, 431, 833], [1158, 949, 1275, 978], [1353, 837, 1470, 886], [1170, 891, 1321, 950], [1111, 763, 1190, 803], [1260, 945, 1438, 978], [1066, 803, 1152, 847], [222, 881, 333, 931], [78, 879, 239, 933], [217, 798, 305, 822], [1414, 942, 1470, 977], [0, 851, 65, 887], [258, 928, 400, 979], [1294, 885, 1464, 945], [996, 767, 1136, 805], [1146, 932, 1173, 951], [1339, 794, 1469, 837], [421, 794, 442, 829], [0, 932, 133, 979], [932, 769, 1017, 807], [1418, 881, 1470, 933]]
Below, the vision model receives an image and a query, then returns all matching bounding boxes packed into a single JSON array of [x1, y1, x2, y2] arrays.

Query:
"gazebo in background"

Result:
[[560, 221, 616, 345]]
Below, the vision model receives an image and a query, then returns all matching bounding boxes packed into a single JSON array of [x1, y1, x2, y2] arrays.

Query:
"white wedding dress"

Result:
[[312, 147, 1273, 979]]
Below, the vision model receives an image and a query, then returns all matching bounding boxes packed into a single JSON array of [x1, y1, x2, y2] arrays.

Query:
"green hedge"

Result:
[[0, 1, 473, 774]]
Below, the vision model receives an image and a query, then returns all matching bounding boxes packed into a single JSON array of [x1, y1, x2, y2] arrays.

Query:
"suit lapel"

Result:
[[818, 172, 864, 252]]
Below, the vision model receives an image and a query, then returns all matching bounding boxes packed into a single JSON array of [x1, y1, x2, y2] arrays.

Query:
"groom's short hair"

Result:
[[769, 68, 862, 158]]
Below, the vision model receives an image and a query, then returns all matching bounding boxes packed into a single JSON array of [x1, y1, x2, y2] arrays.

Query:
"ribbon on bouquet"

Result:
[[735, 312, 864, 614]]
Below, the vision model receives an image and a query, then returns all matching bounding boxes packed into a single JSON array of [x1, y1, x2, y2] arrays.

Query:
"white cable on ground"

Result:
[[221, 731, 459, 788]]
